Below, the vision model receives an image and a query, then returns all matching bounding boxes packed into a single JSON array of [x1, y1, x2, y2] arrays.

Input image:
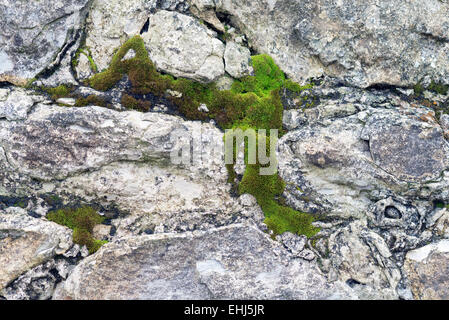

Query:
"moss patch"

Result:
[[47, 206, 107, 254], [121, 94, 151, 112], [414, 81, 449, 96], [87, 35, 320, 238], [42, 85, 74, 100], [74, 95, 108, 108]]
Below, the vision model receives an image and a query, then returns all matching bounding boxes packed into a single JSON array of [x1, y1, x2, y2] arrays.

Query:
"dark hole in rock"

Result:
[[140, 18, 150, 34], [385, 206, 402, 219], [346, 279, 363, 288]]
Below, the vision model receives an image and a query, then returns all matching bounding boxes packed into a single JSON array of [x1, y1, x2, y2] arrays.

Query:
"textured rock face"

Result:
[[0, 0, 89, 85], [84, 0, 157, 73], [212, 0, 449, 87], [0, 88, 46, 121], [0, 100, 265, 236], [2, 0, 449, 301], [0, 208, 72, 293], [142, 10, 225, 82], [0, 103, 218, 181], [277, 80, 449, 295], [53, 223, 384, 300], [404, 240, 449, 300], [279, 95, 449, 220], [224, 41, 253, 79]]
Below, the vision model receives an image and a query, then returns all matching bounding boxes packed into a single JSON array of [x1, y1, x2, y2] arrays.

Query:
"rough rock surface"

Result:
[[211, 0, 449, 87], [404, 240, 449, 300], [0, 88, 46, 121], [0, 207, 72, 293], [278, 79, 449, 295], [84, 0, 156, 73], [53, 223, 389, 300], [142, 10, 225, 82], [0, 101, 265, 236], [2, 0, 449, 301], [224, 41, 253, 79], [0, 0, 89, 85]]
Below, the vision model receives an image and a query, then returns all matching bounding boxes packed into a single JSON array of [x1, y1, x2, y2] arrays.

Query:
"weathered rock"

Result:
[[404, 240, 449, 300], [0, 207, 73, 292], [0, 0, 89, 85], [224, 41, 253, 78], [323, 220, 400, 297], [189, 0, 225, 32], [279, 103, 449, 220], [2, 258, 73, 300], [206, 0, 449, 87], [74, 52, 94, 81], [142, 10, 225, 83], [0, 101, 266, 236], [360, 110, 448, 183], [53, 223, 389, 300], [84, 0, 156, 72], [0, 88, 44, 121]]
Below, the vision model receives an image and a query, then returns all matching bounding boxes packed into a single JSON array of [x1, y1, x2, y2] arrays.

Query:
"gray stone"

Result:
[[56, 98, 76, 106], [2, 259, 73, 300], [224, 41, 253, 78], [206, 0, 449, 87], [84, 0, 157, 72], [0, 0, 89, 85], [142, 10, 225, 83], [0, 208, 73, 292], [0, 88, 36, 121], [404, 240, 449, 300], [276, 232, 307, 257], [74, 53, 94, 81], [53, 223, 378, 300], [361, 110, 449, 183]]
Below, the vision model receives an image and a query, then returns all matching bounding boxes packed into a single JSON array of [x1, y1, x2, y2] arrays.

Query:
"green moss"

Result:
[[231, 54, 285, 98], [414, 83, 425, 96], [414, 81, 449, 96], [121, 94, 151, 112], [24, 78, 37, 89], [42, 85, 73, 100], [72, 46, 98, 74], [428, 81, 449, 95], [86, 36, 319, 238], [74, 95, 108, 108], [47, 206, 106, 254]]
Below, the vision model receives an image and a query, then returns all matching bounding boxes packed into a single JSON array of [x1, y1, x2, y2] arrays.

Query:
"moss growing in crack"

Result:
[[47, 206, 107, 254], [231, 54, 285, 98], [414, 80, 449, 96], [428, 81, 449, 96], [74, 95, 108, 108], [121, 94, 151, 112], [72, 46, 98, 73], [42, 84, 74, 100], [87, 35, 319, 238]]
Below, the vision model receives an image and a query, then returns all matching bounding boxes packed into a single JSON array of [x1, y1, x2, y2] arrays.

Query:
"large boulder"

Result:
[[206, 0, 449, 87], [142, 10, 225, 82], [53, 223, 391, 300], [0, 0, 89, 85], [0, 97, 265, 236]]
